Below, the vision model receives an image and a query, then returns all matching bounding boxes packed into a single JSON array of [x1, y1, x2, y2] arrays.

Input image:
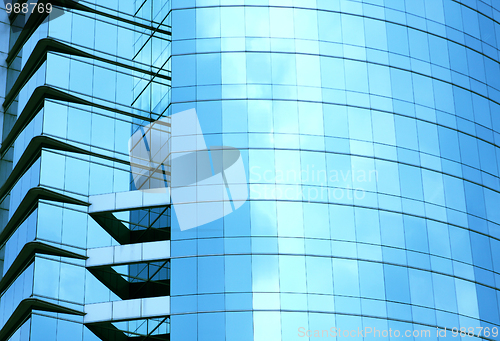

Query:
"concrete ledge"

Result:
[[86, 240, 170, 267], [84, 296, 170, 323], [88, 189, 170, 213]]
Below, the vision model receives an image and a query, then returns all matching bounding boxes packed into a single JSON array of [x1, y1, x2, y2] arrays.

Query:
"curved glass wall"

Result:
[[168, 0, 500, 340]]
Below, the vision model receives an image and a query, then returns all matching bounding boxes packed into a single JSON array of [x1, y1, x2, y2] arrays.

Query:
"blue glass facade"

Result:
[[0, 0, 172, 340], [168, 0, 500, 340], [1, 0, 500, 340]]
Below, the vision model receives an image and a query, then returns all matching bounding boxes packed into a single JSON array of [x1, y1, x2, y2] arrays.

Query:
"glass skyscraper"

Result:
[[0, 0, 172, 340], [1, 0, 500, 340]]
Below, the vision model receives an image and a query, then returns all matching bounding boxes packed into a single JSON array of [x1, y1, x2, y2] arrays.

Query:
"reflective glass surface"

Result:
[[168, 0, 500, 340], [1, 0, 500, 340]]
